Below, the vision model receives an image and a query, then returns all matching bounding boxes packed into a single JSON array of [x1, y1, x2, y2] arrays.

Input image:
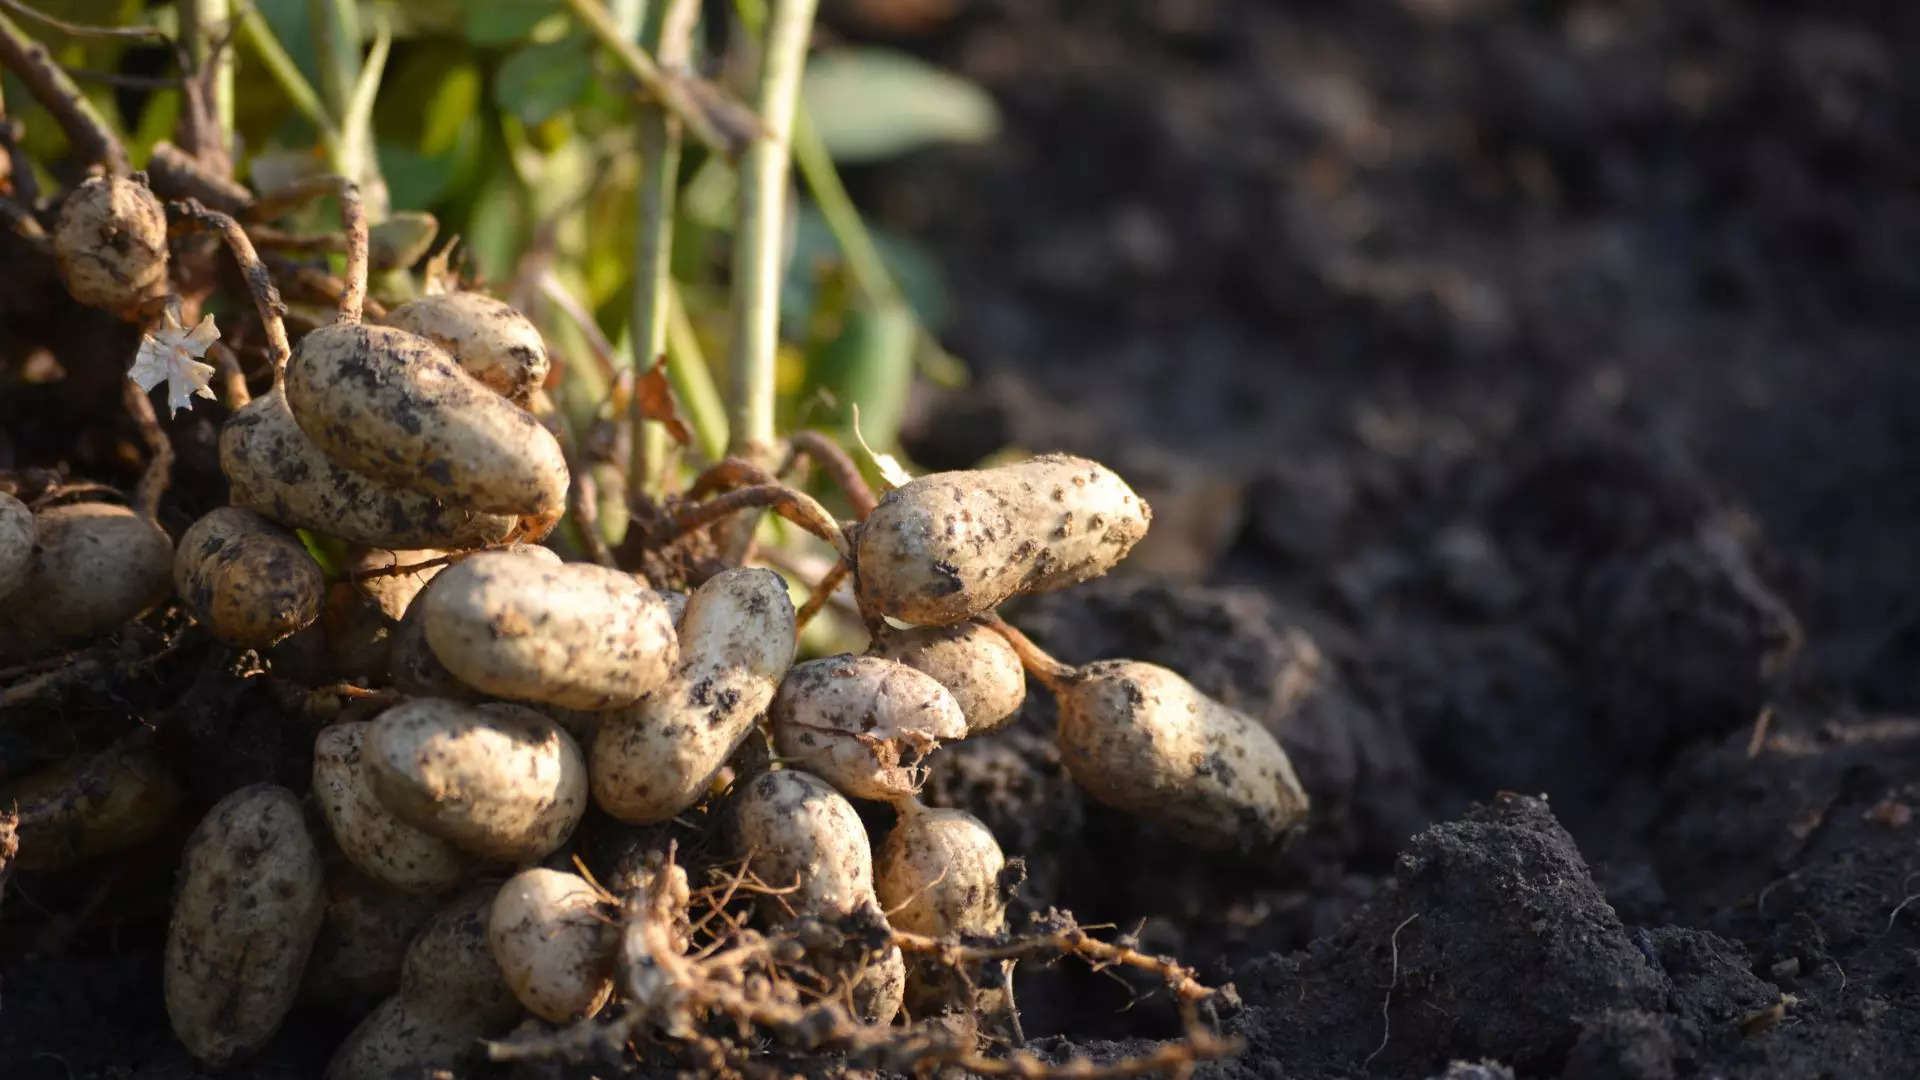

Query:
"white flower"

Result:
[[130, 310, 220, 417]]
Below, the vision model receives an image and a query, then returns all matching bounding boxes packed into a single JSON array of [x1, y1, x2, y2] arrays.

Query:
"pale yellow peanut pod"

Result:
[[285, 323, 568, 517], [165, 784, 326, 1066], [384, 547, 561, 700], [423, 550, 677, 709], [313, 722, 472, 894], [591, 567, 795, 824], [221, 389, 521, 550], [0, 491, 32, 598], [4, 738, 184, 870], [349, 547, 448, 620], [875, 802, 1008, 938], [367, 700, 588, 862], [867, 619, 1027, 735], [770, 655, 967, 802], [53, 174, 169, 317], [855, 454, 1151, 626], [384, 291, 549, 404], [1053, 660, 1309, 851], [173, 506, 325, 647], [0, 501, 172, 662], [488, 868, 615, 1022]]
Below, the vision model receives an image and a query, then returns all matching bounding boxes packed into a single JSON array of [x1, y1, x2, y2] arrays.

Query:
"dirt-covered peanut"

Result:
[[303, 867, 442, 1010], [488, 868, 615, 1021], [172, 506, 325, 647], [350, 547, 447, 620], [0, 491, 32, 598], [285, 323, 568, 517], [424, 550, 677, 709], [876, 802, 1008, 938], [314, 723, 472, 894], [222, 389, 521, 549], [1054, 660, 1309, 851], [384, 291, 549, 404], [165, 784, 326, 1066], [367, 700, 588, 862], [868, 619, 1027, 735], [5, 738, 184, 870], [53, 174, 169, 317], [732, 768, 875, 920], [387, 546, 560, 698], [770, 655, 967, 802], [855, 454, 1151, 625], [325, 887, 521, 1080], [592, 567, 796, 823], [0, 501, 172, 661]]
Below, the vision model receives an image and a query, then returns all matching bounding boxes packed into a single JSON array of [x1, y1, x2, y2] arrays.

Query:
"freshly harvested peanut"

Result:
[[165, 784, 326, 1066], [423, 550, 677, 709], [488, 868, 615, 1021], [855, 454, 1151, 626], [384, 291, 549, 404], [313, 723, 472, 894], [0, 501, 172, 661], [1054, 660, 1309, 851], [5, 737, 184, 870], [876, 802, 1007, 938], [303, 867, 442, 1010], [386, 546, 560, 699], [731, 768, 904, 1024], [367, 699, 588, 862], [869, 619, 1026, 735], [285, 322, 568, 517], [592, 567, 796, 824], [53, 174, 168, 317], [350, 547, 447, 620], [222, 388, 521, 549], [0, 491, 31, 598], [173, 506, 325, 647], [326, 887, 521, 1080], [770, 655, 967, 802]]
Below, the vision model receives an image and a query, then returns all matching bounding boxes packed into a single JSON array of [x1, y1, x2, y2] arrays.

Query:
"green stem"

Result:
[[307, 0, 358, 127], [727, 0, 818, 459], [184, 0, 235, 155], [235, 5, 341, 164], [339, 8, 389, 219], [561, 0, 750, 157], [666, 282, 729, 463], [630, 0, 696, 494]]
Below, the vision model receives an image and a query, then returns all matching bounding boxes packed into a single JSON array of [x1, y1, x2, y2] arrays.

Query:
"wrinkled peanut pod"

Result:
[[384, 291, 550, 405], [53, 175, 169, 317], [0, 502, 172, 662], [867, 620, 1027, 735], [173, 506, 326, 647], [488, 868, 615, 1021], [591, 567, 796, 824], [313, 722, 472, 894], [367, 700, 589, 862], [770, 655, 967, 802], [165, 784, 326, 1066], [285, 323, 568, 517], [423, 550, 677, 709], [855, 454, 1151, 626], [1054, 660, 1309, 851], [0, 491, 32, 599], [222, 389, 521, 550], [5, 738, 184, 870]]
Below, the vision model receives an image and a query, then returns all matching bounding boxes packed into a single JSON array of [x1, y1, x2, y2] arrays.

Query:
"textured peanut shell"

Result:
[[591, 567, 796, 823], [1054, 660, 1309, 851], [0, 502, 172, 662], [424, 551, 677, 709], [367, 700, 589, 862], [164, 784, 326, 1066], [770, 655, 967, 802], [313, 723, 471, 894], [875, 803, 1007, 938], [855, 454, 1151, 625], [488, 868, 615, 1021], [387, 546, 561, 699], [384, 291, 549, 404], [5, 739, 184, 870], [0, 491, 32, 598], [868, 620, 1027, 735], [222, 389, 520, 549], [731, 768, 875, 921], [173, 506, 325, 647], [285, 323, 568, 517], [53, 175, 169, 317]]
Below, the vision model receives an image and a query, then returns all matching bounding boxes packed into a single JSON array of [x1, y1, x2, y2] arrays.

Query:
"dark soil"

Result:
[[7, 0, 1920, 1077]]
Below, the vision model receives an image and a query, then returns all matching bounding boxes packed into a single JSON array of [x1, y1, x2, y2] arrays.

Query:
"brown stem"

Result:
[[0, 193, 47, 248], [1, 117, 41, 205], [565, 449, 616, 568], [349, 551, 470, 582], [0, 10, 128, 174], [794, 559, 850, 631], [167, 200, 291, 381], [686, 457, 780, 501], [261, 253, 387, 321], [652, 484, 850, 561], [207, 340, 250, 409], [0, 0, 169, 41], [981, 615, 1075, 693], [240, 174, 367, 323], [146, 140, 251, 215], [778, 431, 878, 519], [242, 225, 344, 254], [121, 379, 172, 521]]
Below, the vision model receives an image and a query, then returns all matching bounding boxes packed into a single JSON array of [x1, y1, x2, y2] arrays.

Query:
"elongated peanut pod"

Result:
[[770, 655, 966, 802], [1053, 660, 1309, 851], [0, 502, 173, 663], [488, 868, 615, 1021], [591, 567, 795, 824], [867, 620, 1027, 735], [313, 723, 472, 895], [384, 292, 550, 405]]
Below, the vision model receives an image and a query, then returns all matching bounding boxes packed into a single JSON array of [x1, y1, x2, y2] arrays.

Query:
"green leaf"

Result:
[[801, 47, 999, 164], [422, 64, 482, 155], [494, 38, 592, 128], [802, 302, 919, 452], [465, 0, 565, 46]]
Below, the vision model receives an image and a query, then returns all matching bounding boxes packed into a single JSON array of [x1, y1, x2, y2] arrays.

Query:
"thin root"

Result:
[[651, 483, 850, 561], [795, 559, 850, 631], [981, 615, 1076, 692], [120, 380, 172, 520], [779, 431, 878, 519], [1361, 912, 1420, 1071]]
